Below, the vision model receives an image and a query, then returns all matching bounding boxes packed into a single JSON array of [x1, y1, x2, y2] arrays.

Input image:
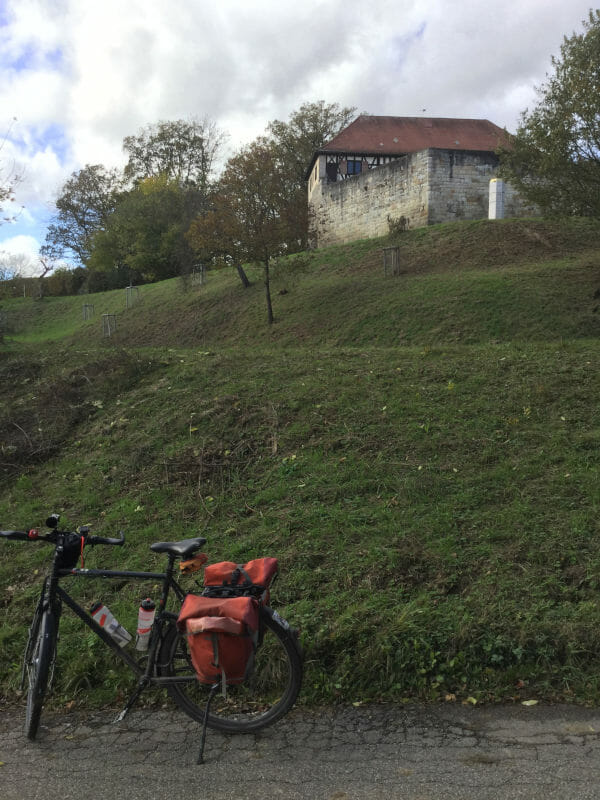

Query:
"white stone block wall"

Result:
[[309, 152, 430, 247], [308, 148, 537, 248]]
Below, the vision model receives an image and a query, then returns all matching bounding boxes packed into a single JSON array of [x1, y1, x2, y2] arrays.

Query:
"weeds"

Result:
[[2, 218, 600, 709]]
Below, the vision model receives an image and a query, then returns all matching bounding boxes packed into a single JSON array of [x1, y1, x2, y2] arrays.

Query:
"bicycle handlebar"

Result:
[[0, 530, 33, 541], [88, 531, 125, 546], [0, 528, 126, 545]]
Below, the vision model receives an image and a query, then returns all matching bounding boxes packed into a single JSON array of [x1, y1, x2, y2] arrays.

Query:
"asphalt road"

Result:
[[1, 702, 600, 799]]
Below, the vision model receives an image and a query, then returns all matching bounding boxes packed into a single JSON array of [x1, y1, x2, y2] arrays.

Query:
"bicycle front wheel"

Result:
[[24, 611, 56, 740], [158, 608, 303, 734]]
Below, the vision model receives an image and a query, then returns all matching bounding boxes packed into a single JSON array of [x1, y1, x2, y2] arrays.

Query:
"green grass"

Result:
[[1, 217, 600, 711]]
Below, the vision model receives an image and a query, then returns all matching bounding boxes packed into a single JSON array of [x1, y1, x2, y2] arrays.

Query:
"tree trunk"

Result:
[[264, 259, 274, 325], [236, 262, 251, 288]]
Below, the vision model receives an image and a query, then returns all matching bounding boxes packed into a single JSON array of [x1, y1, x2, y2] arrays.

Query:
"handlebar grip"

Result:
[[0, 530, 33, 540], [87, 530, 125, 546]]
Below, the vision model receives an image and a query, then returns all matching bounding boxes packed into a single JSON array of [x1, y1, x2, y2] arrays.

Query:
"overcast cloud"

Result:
[[0, 0, 595, 272]]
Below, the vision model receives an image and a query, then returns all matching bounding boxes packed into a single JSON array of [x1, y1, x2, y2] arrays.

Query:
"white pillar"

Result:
[[489, 178, 505, 219]]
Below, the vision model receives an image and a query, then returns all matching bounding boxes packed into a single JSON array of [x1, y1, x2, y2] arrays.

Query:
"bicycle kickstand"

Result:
[[114, 677, 149, 724], [197, 683, 220, 765]]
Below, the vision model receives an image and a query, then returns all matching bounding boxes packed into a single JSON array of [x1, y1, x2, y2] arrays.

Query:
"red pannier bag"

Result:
[[177, 594, 259, 685], [203, 557, 278, 600]]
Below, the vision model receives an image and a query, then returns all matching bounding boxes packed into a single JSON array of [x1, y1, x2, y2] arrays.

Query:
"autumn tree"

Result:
[[499, 10, 600, 216], [188, 138, 303, 324], [186, 194, 251, 288]]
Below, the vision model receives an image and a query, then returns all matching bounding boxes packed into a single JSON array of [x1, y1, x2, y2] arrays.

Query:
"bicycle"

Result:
[[0, 514, 303, 760]]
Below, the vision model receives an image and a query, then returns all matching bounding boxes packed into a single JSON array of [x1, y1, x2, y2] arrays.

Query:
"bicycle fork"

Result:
[[21, 581, 60, 693]]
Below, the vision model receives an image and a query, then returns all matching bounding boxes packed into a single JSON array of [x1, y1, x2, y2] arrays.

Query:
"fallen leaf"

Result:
[[522, 699, 538, 707]]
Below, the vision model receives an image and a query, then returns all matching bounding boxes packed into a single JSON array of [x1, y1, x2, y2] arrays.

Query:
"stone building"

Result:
[[306, 116, 535, 248]]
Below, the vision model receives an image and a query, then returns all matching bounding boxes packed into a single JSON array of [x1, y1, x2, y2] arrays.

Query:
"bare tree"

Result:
[[123, 118, 226, 194], [0, 118, 23, 225]]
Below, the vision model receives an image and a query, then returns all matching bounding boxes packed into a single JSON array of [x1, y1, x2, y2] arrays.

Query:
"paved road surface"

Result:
[[1, 702, 600, 799]]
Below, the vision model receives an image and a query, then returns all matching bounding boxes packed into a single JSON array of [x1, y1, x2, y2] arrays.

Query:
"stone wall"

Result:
[[427, 150, 496, 224], [309, 151, 428, 248], [308, 148, 536, 247]]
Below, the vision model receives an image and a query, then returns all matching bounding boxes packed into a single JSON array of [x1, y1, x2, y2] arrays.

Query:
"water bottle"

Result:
[[90, 602, 132, 648], [135, 598, 156, 651]]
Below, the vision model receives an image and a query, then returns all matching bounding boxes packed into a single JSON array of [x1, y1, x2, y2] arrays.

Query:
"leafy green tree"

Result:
[[88, 175, 198, 283], [44, 266, 87, 297], [42, 164, 121, 264], [498, 10, 600, 216], [44, 119, 224, 277], [188, 138, 303, 324]]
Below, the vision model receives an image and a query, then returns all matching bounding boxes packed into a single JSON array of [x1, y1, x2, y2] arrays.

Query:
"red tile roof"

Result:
[[313, 115, 510, 162]]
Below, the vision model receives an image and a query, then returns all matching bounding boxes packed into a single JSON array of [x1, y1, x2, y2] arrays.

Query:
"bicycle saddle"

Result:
[[150, 537, 207, 558]]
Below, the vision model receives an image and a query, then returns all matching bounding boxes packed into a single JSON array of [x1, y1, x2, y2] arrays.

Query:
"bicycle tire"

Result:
[[20, 596, 43, 692], [157, 607, 303, 734], [24, 611, 56, 740]]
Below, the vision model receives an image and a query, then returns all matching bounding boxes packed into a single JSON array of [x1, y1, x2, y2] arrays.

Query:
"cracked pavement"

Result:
[[1, 702, 600, 799]]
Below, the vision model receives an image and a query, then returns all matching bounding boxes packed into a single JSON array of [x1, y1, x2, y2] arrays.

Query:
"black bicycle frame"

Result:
[[51, 558, 194, 686]]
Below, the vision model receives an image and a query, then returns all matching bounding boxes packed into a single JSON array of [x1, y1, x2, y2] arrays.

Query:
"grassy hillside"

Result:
[[2, 217, 600, 350], [1, 217, 600, 710]]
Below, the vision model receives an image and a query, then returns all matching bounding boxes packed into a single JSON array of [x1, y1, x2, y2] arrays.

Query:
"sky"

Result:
[[0, 0, 595, 275]]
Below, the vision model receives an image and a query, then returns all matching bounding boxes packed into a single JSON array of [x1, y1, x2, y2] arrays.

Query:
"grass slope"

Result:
[[1, 217, 600, 710]]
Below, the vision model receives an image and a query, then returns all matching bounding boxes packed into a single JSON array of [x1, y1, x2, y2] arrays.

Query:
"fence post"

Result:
[[191, 265, 206, 286], [102, 314, 117, 337], [126, 286, 140, 308], [383, 246, 400, 276]]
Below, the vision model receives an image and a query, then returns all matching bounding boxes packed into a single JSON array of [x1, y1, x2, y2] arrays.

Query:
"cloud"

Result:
[[0, 0, 596, 262]]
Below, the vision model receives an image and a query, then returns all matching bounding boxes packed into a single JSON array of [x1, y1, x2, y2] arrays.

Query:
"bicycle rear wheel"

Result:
[[158, 608, 303, 734], [24, 610, 56, 740]]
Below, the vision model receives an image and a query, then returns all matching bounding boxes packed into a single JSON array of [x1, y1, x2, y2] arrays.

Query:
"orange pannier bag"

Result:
[[177, 594, 259, 685], [203, 557, 278, 595]]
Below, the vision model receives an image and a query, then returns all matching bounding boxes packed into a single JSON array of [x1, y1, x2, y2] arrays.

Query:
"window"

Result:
[[326, 162, 338, 182], [346, 159, 362, 175]]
